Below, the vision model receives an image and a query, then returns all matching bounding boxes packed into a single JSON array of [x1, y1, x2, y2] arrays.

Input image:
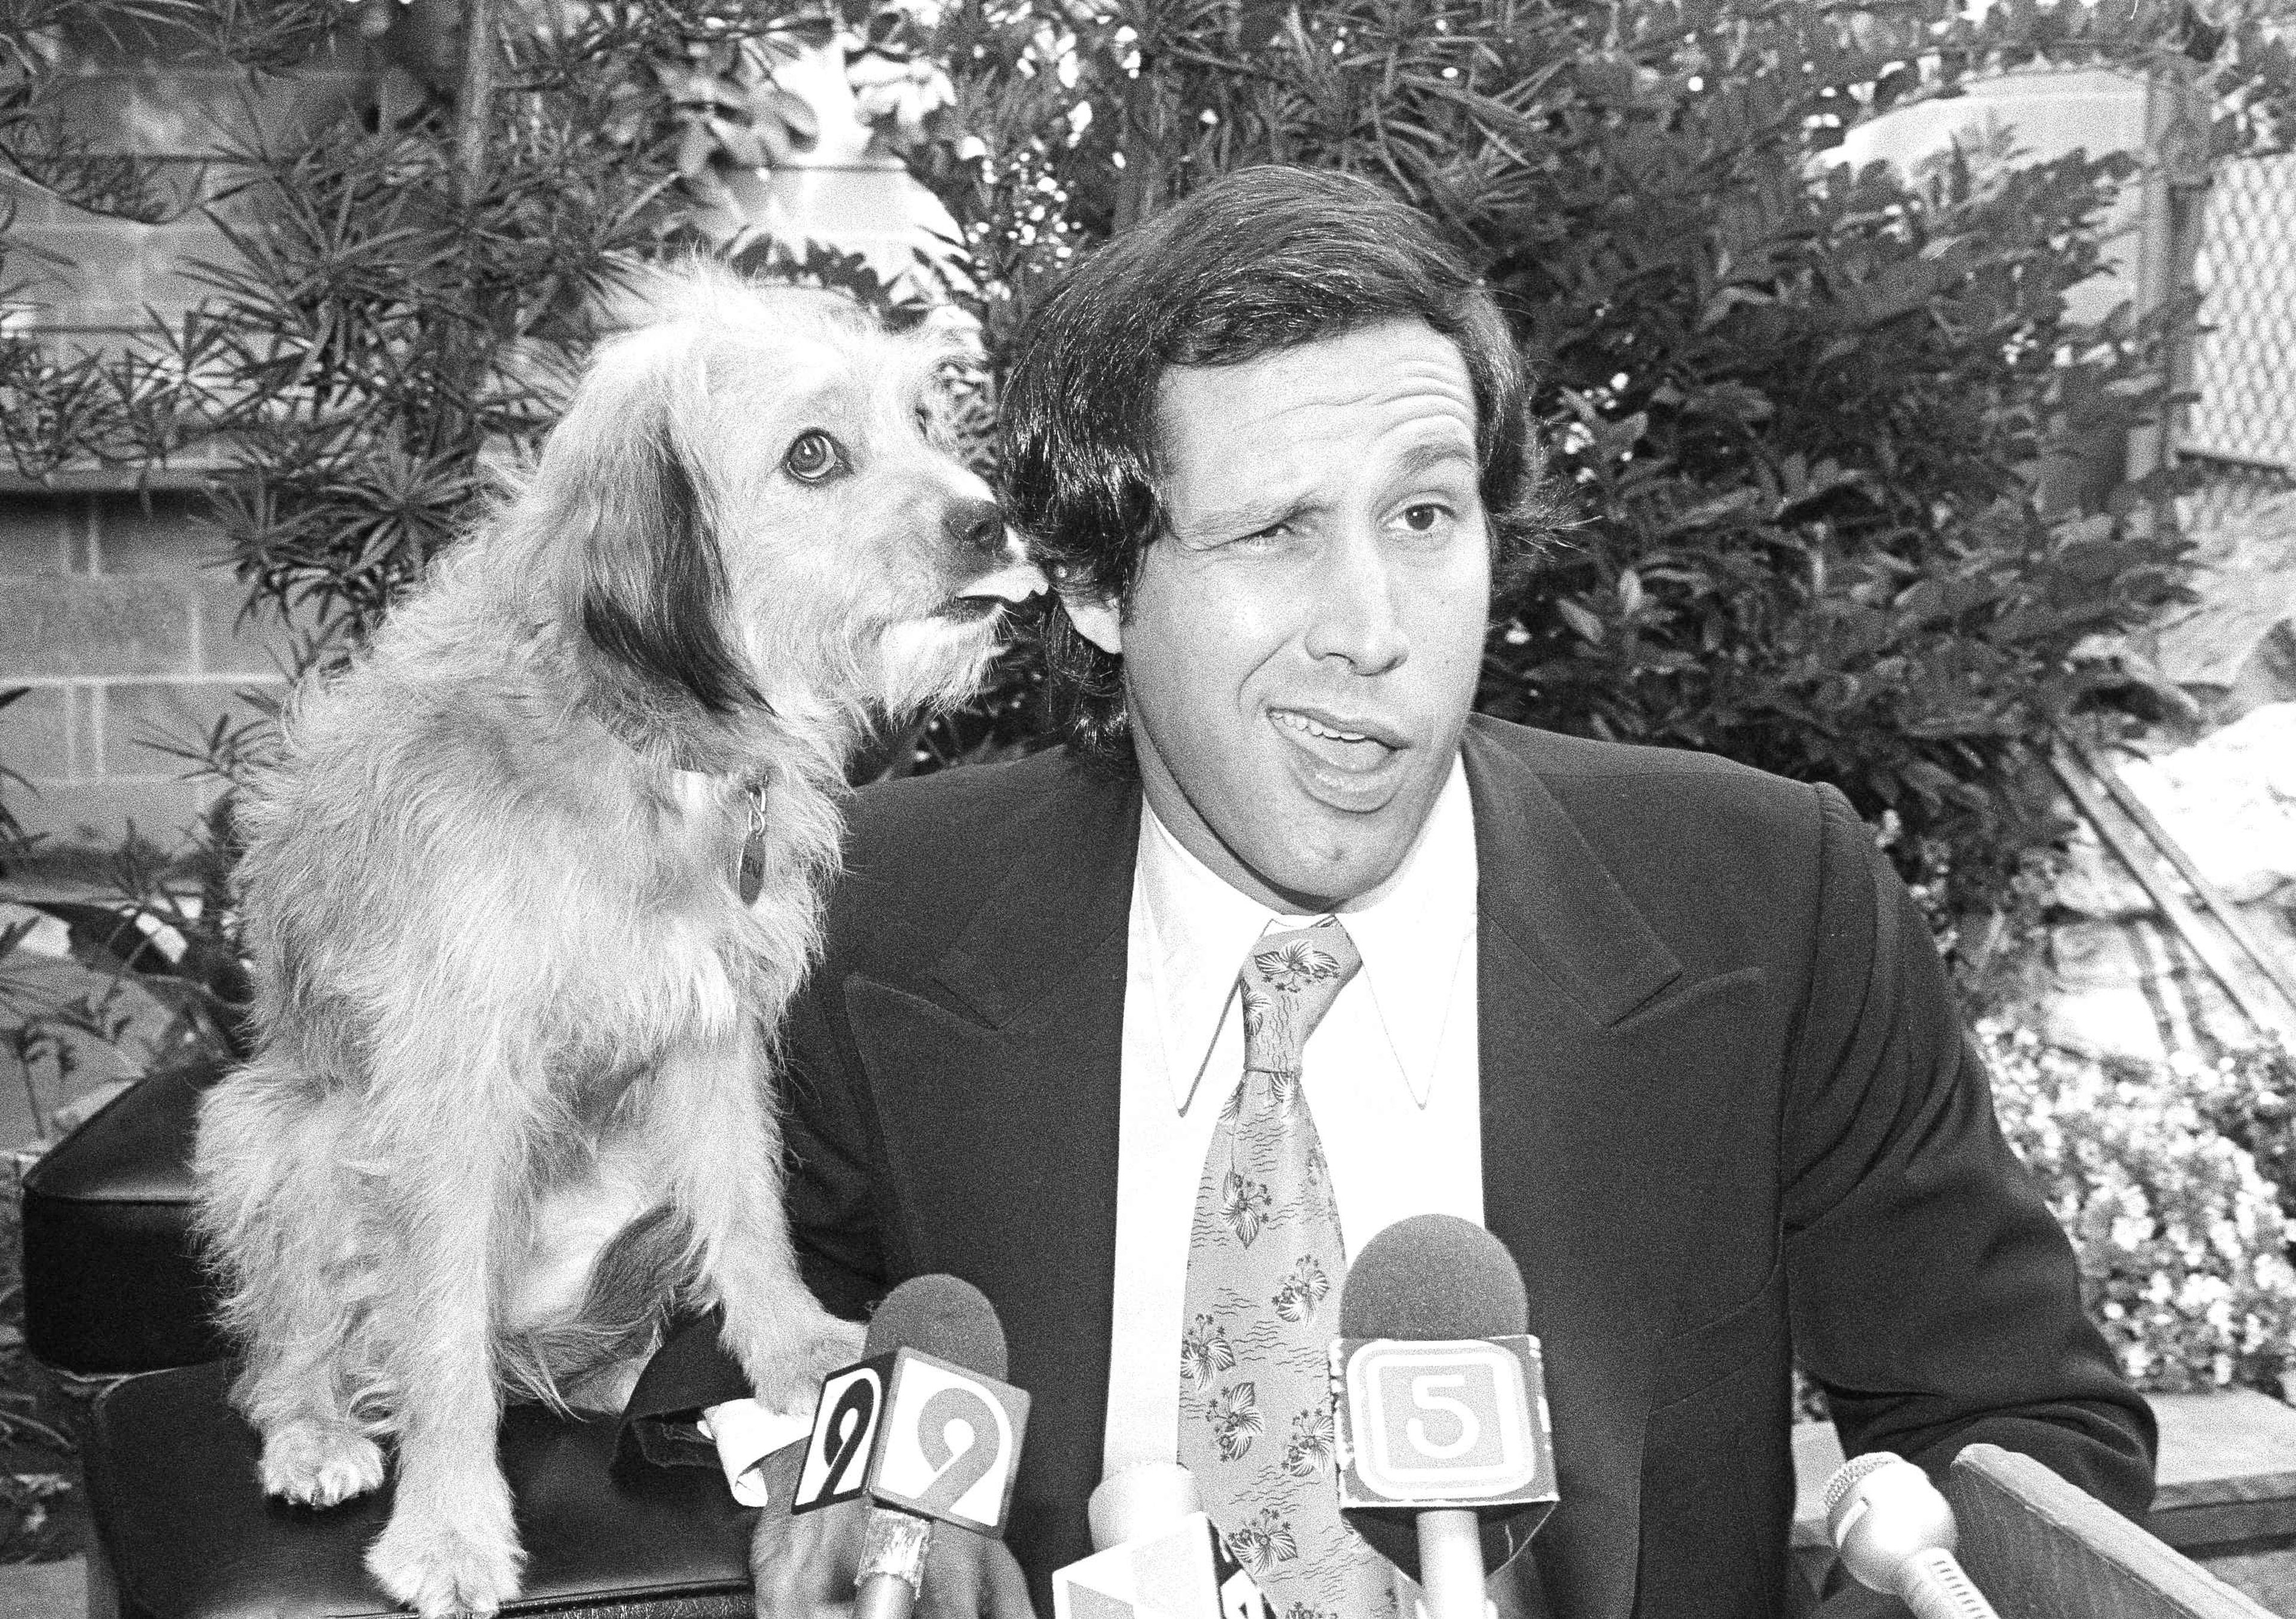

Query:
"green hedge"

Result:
[[897, 0, 2296, 940]]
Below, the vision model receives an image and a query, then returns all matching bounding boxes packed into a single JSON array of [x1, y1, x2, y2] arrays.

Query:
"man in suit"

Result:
[[633, 166, 2152, 1618]]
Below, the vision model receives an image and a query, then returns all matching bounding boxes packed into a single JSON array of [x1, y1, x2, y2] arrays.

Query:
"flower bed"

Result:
[[1983, 1023, 2296, 1394]]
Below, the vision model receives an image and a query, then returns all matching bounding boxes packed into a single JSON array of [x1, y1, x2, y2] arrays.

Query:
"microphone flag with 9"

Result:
[[787, 1343, 1031, 1533]]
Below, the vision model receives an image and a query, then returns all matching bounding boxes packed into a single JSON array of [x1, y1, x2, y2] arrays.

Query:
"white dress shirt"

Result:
[[1101, 756, 1484, 1477]]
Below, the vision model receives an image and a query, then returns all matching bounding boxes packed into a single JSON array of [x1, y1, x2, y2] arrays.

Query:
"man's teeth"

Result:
[[1275, 711, 1370, 744]]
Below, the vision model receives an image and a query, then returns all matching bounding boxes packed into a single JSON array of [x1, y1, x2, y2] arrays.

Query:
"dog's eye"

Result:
[[783, 431, 844, 484]]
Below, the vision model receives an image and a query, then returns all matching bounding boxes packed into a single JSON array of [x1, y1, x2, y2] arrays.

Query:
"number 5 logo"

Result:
[[1406, 1372, 1481, 1459], [1345, 1340, 1538, 1500]]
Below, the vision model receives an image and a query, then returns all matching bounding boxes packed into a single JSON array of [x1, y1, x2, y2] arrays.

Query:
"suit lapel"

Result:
[[839, 764, 1141, 1581], [1465, 721, 1731, 1619]]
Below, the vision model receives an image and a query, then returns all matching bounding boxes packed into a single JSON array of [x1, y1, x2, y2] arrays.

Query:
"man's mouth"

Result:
[[1268, 706, 1406, 778]]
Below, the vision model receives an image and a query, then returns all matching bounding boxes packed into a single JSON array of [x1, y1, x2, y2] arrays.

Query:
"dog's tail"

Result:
[[500, 1203, 696, 1416]]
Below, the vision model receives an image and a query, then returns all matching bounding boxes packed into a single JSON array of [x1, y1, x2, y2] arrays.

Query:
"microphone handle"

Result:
[[1415, 1508, 1485, 1619], [1894, 1547, 2001, 1619], [856, 1507, 937, 1619], [855, 1574, 917, 1619]]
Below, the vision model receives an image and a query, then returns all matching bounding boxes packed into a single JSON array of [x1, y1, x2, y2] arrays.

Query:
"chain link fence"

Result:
[[2182, 152, 2296, 537]]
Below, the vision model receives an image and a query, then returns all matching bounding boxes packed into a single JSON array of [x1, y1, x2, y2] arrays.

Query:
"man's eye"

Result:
[[784, 431, 844, 483], [1401, 503, 1451, 532]]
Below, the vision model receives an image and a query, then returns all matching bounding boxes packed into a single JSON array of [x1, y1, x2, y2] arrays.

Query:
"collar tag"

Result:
[[737, 827, 766, 907]]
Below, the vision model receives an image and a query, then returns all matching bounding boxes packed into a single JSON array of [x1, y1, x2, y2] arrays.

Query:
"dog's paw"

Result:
[[752, 1320, 867, 1411], [259, 1420, 386, 1508], [366, 1504, 524, 1619], [809, 1319, 866, 1376]]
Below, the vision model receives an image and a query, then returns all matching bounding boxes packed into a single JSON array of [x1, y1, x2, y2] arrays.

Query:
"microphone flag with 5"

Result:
[[789, 1275, 1031, 1619], [1332, 1215, 1556, 1619]]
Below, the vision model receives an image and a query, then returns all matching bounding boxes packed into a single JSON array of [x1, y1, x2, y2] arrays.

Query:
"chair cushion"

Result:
[[20, 1065, 223, 1374], [87, 1362, 756, 1619]]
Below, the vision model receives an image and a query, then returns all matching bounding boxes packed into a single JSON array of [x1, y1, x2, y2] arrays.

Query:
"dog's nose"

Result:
[[943, 498, 1005, 556]]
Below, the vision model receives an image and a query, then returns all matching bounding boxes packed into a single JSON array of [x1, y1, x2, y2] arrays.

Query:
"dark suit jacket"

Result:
[[633, 716, 2153, 1618]]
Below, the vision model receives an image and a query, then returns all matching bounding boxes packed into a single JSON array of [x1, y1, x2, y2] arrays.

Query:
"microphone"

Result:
[[1822, 1452, 2000, 1619], [1333, 1215, 1556, 1619], [787, 1275, 1033, 1619], [1052, 1463, 1269, 1619]]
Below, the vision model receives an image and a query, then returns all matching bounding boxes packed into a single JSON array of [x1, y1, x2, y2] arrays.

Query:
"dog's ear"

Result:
[[576, 417, 764, 718]]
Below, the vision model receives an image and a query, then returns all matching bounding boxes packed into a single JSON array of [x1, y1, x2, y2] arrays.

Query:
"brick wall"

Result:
[[0, 490, 289, 849], [0, 69, 247, 352], [0, 36, 357, 853]]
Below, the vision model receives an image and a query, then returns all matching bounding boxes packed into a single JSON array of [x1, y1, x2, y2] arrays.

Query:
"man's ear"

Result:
[[1060, 588, 1123, 655]]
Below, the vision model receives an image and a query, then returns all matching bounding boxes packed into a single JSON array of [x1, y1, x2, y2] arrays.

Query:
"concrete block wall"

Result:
[[0, 148, 231, 355], [1, 50, 366, 348], [0, 42, 362, 854], [0, 490, 290, 850]]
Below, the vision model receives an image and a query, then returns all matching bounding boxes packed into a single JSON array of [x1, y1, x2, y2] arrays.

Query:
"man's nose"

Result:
[[1302, 529, 1409, 674]]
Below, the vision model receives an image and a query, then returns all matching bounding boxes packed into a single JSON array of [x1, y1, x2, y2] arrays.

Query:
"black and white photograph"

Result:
[[4, 1, 2296, 1615]]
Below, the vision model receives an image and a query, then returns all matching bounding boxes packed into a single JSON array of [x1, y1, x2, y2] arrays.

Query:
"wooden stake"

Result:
[[2060, 731, 2296, 1019], [453, 0, 496, 208], [2048, 745, 2296, 1046]]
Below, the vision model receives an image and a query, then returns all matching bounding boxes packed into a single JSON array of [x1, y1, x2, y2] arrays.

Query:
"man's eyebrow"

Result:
[[1391, 438, 1480, 481], [1174, 493, 1318, 541]]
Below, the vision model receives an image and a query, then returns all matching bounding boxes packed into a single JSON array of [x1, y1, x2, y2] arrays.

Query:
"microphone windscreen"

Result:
[[865, 1273, 1009, 1379], [1338, 1214, 1528, 1340], [1087, 1462, 1202, 1551], [1822, 1451, 1901, 1516]]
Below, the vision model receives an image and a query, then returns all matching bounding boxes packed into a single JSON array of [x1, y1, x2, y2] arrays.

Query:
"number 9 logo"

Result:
[[876, 1358, 1021, 1530], [793, 1364, 884, 1511]]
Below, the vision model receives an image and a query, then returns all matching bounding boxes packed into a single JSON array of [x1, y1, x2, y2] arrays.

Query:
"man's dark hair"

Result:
[[1002, 164, 1554, 761]]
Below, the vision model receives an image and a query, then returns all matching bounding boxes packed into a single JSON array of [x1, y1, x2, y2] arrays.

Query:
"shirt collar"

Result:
[[1134, 756, 1477, 1114]]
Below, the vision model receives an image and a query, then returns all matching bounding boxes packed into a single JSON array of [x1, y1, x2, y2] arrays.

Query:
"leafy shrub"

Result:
[[23, 2, 2296, 924], [1984, 1022, 2296, 1394], [181, 3, 787, 654], [897, 0, 2296, 932], [0, 3, 216, 481]]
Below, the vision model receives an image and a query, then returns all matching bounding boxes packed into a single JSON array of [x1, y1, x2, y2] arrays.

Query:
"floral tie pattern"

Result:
[[1180, 920, 1396, 1619]]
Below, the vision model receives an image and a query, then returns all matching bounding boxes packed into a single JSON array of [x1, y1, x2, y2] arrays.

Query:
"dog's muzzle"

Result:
[[942, 501, 1046, 617]]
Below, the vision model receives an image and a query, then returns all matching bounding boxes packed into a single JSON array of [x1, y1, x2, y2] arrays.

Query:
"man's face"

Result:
[[1064, 319, 1491, 911]]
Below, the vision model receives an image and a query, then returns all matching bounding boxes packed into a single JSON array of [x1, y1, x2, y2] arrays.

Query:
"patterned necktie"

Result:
[[1179, 919, 1396, 1619]]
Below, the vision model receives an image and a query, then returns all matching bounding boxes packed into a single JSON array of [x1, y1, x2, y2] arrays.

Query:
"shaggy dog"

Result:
[[193, 274, 1041, 1618]]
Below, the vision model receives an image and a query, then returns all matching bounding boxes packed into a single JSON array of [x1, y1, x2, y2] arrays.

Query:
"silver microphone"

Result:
[[1822, 1452, 1999, 1619]]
